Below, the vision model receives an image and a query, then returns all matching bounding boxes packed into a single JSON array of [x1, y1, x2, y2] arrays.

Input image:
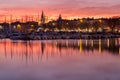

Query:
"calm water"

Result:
[[0, 39, 120, 80]]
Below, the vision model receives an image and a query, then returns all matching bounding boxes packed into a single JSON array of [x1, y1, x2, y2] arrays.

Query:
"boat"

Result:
[[10, 33, 30, 40]]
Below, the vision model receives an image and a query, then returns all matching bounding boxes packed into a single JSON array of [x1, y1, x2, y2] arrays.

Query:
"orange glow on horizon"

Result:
[[0, 8, 120, 23], [0, 0, 120, 23]]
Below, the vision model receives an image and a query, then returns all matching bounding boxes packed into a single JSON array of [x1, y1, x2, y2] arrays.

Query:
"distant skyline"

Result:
[[0, 0, 120, 21]]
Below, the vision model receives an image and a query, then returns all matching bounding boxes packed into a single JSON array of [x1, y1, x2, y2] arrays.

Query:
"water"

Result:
[[0, 39, 120, 80]]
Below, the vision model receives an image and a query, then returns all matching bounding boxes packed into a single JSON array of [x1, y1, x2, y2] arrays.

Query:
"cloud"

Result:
[[0, 0, 120, 19]]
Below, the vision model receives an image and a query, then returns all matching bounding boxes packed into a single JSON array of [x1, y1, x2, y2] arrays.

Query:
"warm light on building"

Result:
[[38, 21, 41, 26], [52, 23, 56, 26], [0, 25, 3, 29], [99, 19, 102, 23], [17, 24, 22, 32], [80, 19, 83, 23]]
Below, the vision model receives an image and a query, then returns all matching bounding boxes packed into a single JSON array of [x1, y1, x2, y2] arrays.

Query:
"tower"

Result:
[[40, 11, 45, 25], [58, 14, 62, 21], [57, 14, 62, 30]]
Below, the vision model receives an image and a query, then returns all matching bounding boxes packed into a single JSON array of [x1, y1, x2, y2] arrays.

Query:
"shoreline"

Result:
[[1, 32, 120, 40]]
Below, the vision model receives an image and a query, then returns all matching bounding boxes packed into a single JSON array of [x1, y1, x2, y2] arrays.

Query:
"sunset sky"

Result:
[[0, 0, 120, 21]]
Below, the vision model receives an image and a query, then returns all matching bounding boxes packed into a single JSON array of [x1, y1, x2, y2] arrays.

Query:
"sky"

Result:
[[0, 0, 120, 21]]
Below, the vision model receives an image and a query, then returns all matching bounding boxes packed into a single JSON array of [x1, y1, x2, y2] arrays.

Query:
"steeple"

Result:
[[41, 11, 45, 25]]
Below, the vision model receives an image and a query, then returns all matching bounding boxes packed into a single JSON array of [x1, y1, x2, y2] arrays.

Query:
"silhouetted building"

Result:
[[57, 14, 63, 30], [41, 11, 45, 25], [58, 14, 62, 21]]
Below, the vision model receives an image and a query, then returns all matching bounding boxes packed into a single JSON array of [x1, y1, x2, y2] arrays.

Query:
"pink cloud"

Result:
[[0, 0, 120, 20]]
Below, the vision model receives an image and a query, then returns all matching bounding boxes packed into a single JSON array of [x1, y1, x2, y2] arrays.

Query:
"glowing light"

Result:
[[17, 24, 22, 32], [107, 39, 110, 48], [80, 19, 83, 23], [0, 25, 3, 29], [88, 29, 93, 33], [86, 40, 88, 47], [17, 24, 21, 29], [99, 19, 102, 23], [31, 25, 34, 27], [13, 26, 16, 29], [52, 23, 56, 26], [66, 40, 68, 47], [79, 39, 82, 53], [38, 21, 41, 26], [91, 40, 93, 48], [99, 39, 102, 53]]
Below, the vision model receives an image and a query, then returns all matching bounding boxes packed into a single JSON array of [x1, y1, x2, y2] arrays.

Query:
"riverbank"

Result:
[[4, 32, 120, 40]]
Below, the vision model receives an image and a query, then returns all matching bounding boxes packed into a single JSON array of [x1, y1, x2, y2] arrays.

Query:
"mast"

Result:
[[9, 15, 12, 33]]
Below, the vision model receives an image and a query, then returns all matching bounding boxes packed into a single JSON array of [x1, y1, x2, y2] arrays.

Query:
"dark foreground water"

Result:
[[0, 39, 120, 80]]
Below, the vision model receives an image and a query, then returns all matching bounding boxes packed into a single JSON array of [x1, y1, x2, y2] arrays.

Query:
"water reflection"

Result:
[[1, 39, 120, 80], [0, 39, 120, 64]]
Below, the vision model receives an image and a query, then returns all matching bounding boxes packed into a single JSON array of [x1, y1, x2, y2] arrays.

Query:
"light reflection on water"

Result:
[[0, 39, 120, 80]]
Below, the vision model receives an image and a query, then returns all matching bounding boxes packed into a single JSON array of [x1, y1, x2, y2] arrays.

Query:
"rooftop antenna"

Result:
[[21, 17, 24, 23], [4, 16, 6, 23], [38, 12, 40, 22], [28, 16, 30, 22], [37, 12, 40, 26], [15, 17, 18, 22], [32, 16, 34, 21], [10, 15, 13, 23], [25, 15, 28, 22]]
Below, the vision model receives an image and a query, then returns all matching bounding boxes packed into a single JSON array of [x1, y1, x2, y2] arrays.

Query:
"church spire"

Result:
[[41, 11, 45, 25]]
